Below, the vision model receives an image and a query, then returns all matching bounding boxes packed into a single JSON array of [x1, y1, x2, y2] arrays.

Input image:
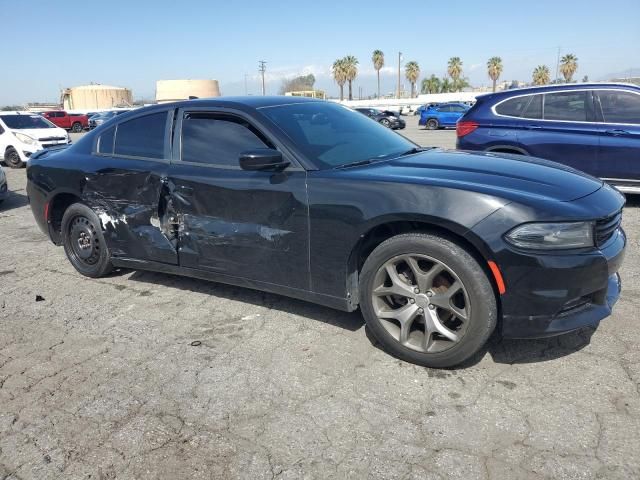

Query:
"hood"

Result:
[[348, 149, 603, 203], [11, 127, 67, 141]]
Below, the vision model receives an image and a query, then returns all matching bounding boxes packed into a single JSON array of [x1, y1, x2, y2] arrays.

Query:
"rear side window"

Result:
[[438, 105, 451, 112], [598, 90, 640, 124], [521, 94, 542, 119], [114, 112, 167, 159], [97, 126, 115, 154], [496, 96, 531, 117], [181, 113, 271, 167], [543, 91, 588, 121]]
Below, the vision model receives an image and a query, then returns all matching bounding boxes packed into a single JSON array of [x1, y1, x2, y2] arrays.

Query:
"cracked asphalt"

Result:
[[1, 122, 639, 479]]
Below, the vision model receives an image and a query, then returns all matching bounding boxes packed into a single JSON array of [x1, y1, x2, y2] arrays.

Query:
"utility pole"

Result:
[[397, 52, 402, 99], [258, 60, 267, 96], [555, 46, 561, 83]]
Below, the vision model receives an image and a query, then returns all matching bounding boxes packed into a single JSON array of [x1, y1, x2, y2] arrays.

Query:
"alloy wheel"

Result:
[[371, 254, 470, 353]]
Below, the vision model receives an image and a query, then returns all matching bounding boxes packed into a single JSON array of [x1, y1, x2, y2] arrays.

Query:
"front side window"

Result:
[[543, 91, 588, 121], [261, 102, 415, 169], [181, 113, 271, 167], [114, 112, 167, 159], [598, 90, 640, 124]]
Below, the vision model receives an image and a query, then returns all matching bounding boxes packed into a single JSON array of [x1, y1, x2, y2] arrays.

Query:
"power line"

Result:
[[258, 60, 267, 96]]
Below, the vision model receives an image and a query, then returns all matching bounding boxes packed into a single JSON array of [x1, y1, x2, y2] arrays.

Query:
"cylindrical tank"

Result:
[[155, 79, 221, 103], [61, 85, 133, 110]]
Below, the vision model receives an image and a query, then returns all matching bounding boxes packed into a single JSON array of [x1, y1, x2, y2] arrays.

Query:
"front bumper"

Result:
[[500, 228, 626, 338], [392, 120, 406, 129]]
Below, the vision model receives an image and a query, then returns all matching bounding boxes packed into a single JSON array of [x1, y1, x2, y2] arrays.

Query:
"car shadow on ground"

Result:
[[124, 268, 595, 363], [125, 269, 365, 332], [0, 190, 29, 212]]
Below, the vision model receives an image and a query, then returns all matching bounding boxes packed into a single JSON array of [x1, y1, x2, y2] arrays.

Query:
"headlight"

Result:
[[13, 132, 38, 146], [505, 222, 594, 250]]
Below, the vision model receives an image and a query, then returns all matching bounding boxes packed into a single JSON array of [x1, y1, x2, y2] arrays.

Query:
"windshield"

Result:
[[261, 102, 415, 169], [0, 114, 55, 129]]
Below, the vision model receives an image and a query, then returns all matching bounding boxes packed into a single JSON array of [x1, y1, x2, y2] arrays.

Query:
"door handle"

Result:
[[605, 129, 629, 136], [525, 125, 542, 130]]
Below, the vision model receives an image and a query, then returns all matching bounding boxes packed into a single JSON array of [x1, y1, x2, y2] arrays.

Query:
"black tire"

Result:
[[380, 118, 391, 128], [359, 233, 497, 368], [61, 203, 113, 278], [5, 147, 23, 168], [426, 118, 439, 130], [71, 122, 83, 133]]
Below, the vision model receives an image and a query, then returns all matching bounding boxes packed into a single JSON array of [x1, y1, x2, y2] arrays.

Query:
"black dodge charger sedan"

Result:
[[26, 97, 626, 368]]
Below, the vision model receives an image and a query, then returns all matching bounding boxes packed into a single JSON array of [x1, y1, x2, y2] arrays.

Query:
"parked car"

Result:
[[456, 83, 640, 194], [0, 165, 7, 204], [26, 97, 626, 368], [419, 103, 470, 129], [0, 112, 70, 168], [354, 108, 406, 129], [89, 110, 129, 129], [41, 111, 89, 132], [414, 103, 440, 116]]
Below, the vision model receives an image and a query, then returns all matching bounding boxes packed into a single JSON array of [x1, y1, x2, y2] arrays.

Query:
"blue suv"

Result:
[[419, 103, 470, 129], [456, 83, 640, 193]]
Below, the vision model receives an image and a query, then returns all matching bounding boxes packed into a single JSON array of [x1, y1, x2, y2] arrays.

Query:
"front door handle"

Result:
[[526, 124, 542, 130], [605, 129, 629, 136]]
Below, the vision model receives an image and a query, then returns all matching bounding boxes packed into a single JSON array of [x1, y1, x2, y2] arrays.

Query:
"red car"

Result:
[[41, 111, 88, 132]]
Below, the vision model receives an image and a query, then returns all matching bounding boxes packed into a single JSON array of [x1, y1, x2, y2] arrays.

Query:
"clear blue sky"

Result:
[[2, 0, 639, 104]]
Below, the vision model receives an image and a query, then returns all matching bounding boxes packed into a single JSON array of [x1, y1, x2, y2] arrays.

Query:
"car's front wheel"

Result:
[[380, 118, 391, 128], [4, 147, 23, 168], [61, 203, 113, 278], [426, 119, 439, 130], [359, 233, 497, 368], [71, 122, 83, 133]]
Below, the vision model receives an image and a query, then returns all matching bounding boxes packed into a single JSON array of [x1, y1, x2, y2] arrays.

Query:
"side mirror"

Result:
[[239, 148, 289, 171]]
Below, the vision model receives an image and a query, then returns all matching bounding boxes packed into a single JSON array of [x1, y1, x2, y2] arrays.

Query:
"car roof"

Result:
[[477, 82, 640, 101], [0, 111, 38, 116]]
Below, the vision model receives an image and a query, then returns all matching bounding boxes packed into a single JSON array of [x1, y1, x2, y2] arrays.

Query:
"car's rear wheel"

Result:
[[380, 118, 391, 128], [359, 233, 497, 368], [426, 119, 439, 130], [5, 147, 23, 168], [71, 122, 83, 133], [61, 203, 113, 278]]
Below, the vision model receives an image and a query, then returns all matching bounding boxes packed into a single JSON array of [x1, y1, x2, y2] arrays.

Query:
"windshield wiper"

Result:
[[396, 147, 432, 157], [334, 159, 375, 169]]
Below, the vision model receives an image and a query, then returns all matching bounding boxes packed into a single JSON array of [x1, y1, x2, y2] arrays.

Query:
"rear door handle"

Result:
[[525, 125, 542, 130], [605, 129, 629, 136]]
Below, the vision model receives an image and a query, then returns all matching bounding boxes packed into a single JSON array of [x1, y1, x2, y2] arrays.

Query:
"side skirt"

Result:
[[110, 257, 356, 312]]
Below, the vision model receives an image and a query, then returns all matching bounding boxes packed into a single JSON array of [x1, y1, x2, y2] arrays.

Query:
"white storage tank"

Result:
[[61, 84, 133, 110], [156, 79, 221, 103]]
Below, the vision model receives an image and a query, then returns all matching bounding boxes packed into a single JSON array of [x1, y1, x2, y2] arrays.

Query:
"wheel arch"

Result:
[[48, 190, 84, 244], [485, 145, 529, 155], [345, 217, 501, 308]]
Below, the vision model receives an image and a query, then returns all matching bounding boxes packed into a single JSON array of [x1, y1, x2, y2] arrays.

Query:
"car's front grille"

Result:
[[38, 136, 66, 142], [595, 211, 622, 247]]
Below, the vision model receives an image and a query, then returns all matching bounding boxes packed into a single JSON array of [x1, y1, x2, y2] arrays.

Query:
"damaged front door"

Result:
[[84, 110, 178, 265], [168, 110, 309, 290]]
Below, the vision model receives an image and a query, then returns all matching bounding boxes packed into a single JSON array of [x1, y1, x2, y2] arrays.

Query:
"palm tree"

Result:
[[560, 54, 578, 82], [343, 55, 359, 101], [332, 59, 347, 101], [452, 77, 470, 92], [421, 74, 440, 94], [372, 50, 384, 99], [447, 57, 463, 84], [487, 57, 503, 92], [404, 61, 420, 98], [532, 65, 550, 85], [440, 78, 453, 93]]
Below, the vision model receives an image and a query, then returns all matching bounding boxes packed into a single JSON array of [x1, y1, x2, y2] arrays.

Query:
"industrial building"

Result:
[[155, 79, 220, 103], [60, 84, 133, 110]]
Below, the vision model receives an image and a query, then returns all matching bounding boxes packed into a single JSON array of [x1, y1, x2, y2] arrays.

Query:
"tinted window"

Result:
[[495, 96, 531, 117], [521, 94, 543, 119], [450, 105, 466, 112], [114, 112, 166, 159], [598, 90, 640, 124], [0, 114, 55, 129], [261, 102, 414, 169], [97, 126, 115, 154], [181, 113, 270, 166], [438, 105, 451, 112], [544, 91, 588, 121]]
